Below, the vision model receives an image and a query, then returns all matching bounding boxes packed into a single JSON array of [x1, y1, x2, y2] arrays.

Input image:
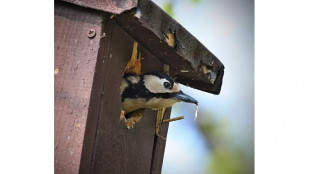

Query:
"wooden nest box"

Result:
[[55, 0, 224, 173]]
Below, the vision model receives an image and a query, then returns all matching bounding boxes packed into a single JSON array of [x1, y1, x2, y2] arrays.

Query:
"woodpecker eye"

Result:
[[164, 82, 171, 89]]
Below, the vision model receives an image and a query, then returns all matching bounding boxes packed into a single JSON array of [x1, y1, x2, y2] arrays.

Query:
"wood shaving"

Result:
[[164, 31, 175, 48], [194, 104, 198, 121], [125, 41, 142, 75]]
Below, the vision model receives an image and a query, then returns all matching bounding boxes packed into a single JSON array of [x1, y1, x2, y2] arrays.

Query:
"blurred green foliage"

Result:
[[163, 2, 174, 17], [208, 148, 245, 174], [191, 0, 201, 4], [198, 117, 252, 174], [163, 0, 201, 17]]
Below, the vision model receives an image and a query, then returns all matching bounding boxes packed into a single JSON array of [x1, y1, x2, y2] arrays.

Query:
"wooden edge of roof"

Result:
[[59, 0, 225, 94]]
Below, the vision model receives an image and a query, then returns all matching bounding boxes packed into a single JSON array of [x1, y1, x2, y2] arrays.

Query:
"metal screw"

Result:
[[87, 29, 96, 38]]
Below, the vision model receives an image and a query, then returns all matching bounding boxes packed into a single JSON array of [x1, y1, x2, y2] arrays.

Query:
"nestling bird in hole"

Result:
[[120, 71, 198, 129]]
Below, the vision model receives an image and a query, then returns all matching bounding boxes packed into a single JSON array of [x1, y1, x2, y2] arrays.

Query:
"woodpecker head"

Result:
[[121, 71, 198, 113], [143, 72, 198, 104]]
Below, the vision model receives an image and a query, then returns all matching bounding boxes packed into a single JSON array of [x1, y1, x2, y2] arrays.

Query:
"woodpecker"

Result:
[[120, 71, 198, 129]]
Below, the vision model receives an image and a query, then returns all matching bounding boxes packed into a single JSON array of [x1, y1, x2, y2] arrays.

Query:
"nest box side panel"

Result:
[[54, 2, 103, 174]]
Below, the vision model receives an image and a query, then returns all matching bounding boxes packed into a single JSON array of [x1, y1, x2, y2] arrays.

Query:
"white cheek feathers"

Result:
[[143, 75, 181, 93], [127, 76, 140, 84], [143, 75, 167, 93], [171, 83, 180, 93]]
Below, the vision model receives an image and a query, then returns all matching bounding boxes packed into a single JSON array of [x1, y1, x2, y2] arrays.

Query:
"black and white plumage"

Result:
[[120, 72, 198, 116]]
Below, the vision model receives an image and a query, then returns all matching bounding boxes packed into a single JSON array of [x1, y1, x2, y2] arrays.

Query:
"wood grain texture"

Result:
[[62, 0, 138, 14], [150, 109, 171, 174], [83, 21, 172, 174], [55, 2, 173, 174], [59, 0, 224, 94], [54, 2, 103, 174], [115, 0, 224, 94]]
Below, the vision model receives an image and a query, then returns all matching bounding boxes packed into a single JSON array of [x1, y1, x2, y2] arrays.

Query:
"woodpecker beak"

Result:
[[173, 91, 198, 105]]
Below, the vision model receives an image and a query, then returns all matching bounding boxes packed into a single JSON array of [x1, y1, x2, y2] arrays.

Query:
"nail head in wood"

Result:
[[87, 29, 96, 38]]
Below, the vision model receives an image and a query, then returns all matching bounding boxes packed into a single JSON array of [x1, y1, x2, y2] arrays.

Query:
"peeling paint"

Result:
[[164, 30, 176, 48]]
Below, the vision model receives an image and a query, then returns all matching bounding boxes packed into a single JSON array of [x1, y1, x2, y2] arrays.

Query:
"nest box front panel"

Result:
[[80, 16, 172, 174]]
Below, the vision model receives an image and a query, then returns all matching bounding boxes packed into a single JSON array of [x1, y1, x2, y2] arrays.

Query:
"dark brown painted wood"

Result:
[[115, 1, 224, 94], [62, 0, 138, 14], [79, 19, 172, 173], [54, 1, 103, 174], [140, 44, 173, 174], [59, 0, 225, 94], [55, 1, 172, 172], [150, 109, 171, 174], [56, 1, 218, 174]]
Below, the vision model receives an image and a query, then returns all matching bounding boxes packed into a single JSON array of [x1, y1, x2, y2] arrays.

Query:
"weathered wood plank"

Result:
[[115, 0, 224, 94], [55, 2, 177, 174], [150, 109, 171, 174], [140, 43, 173, 174], [59, 0, 224, 94], [80, 19, 172, 174], [54, 2, 103, 174], [62, 0, 138, 14]]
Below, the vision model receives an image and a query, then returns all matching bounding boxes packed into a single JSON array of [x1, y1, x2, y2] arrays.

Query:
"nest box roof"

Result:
[[61, 0, 225, 94]]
